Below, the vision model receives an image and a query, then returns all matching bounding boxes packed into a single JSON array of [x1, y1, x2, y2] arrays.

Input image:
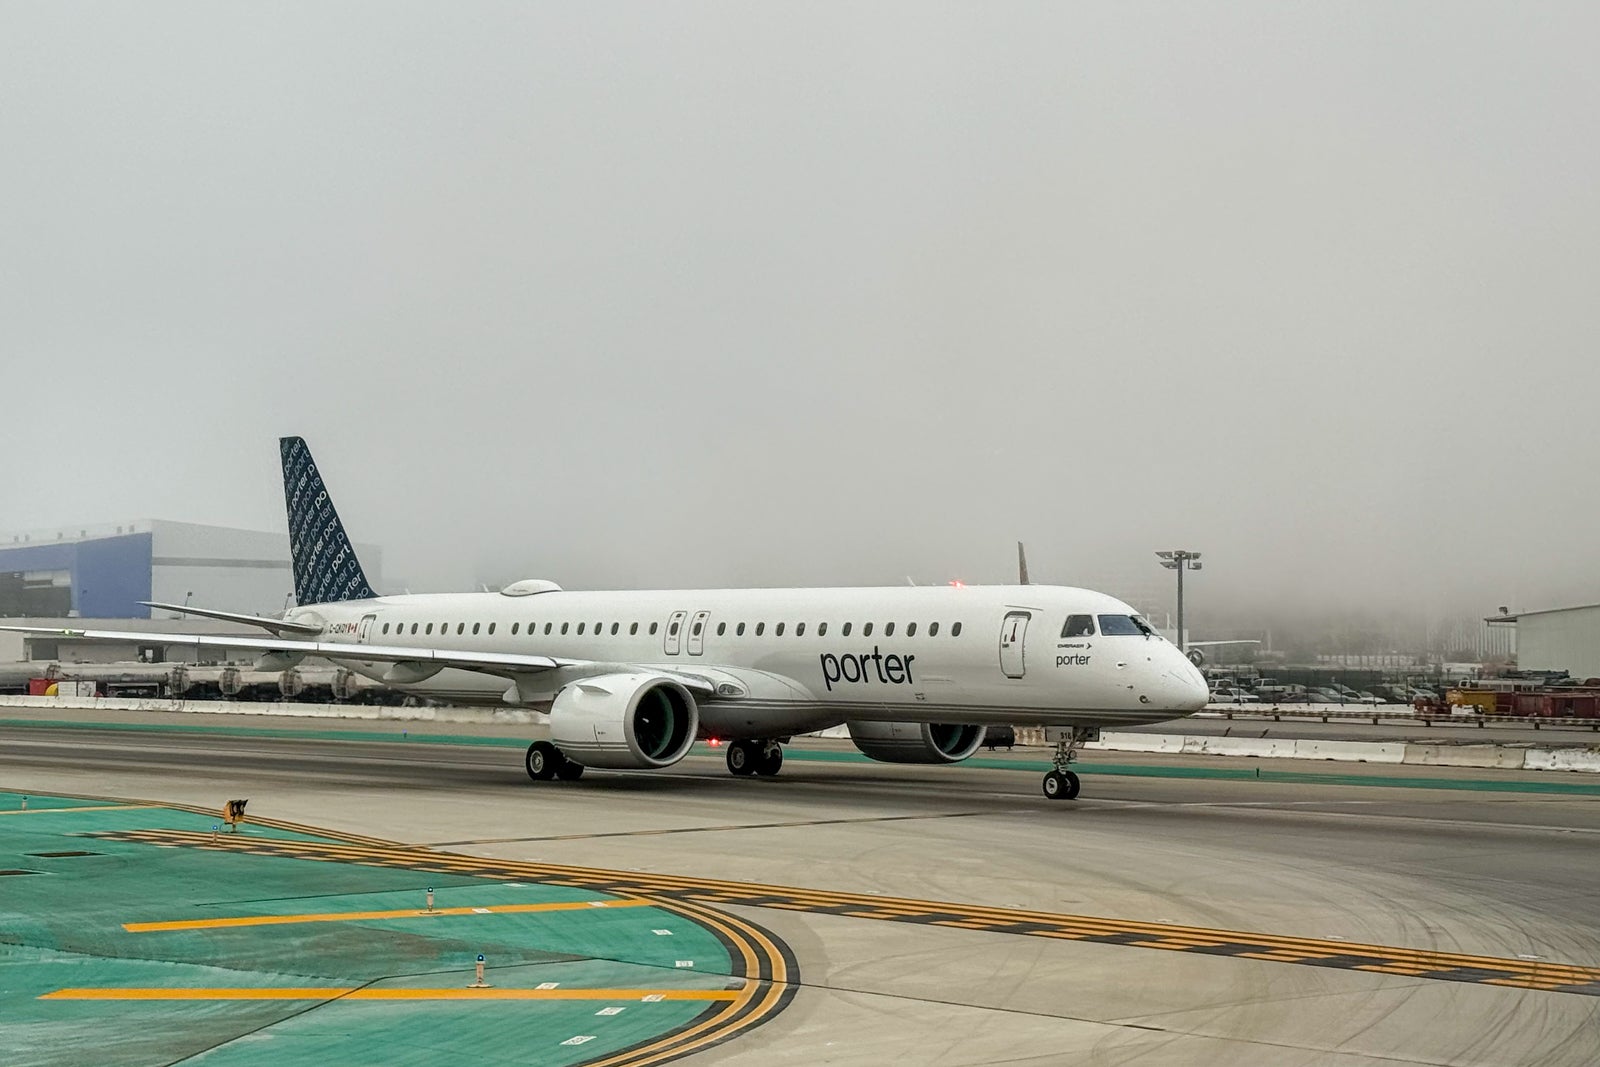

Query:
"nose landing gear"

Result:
[[1042, 726, 1099, 801]]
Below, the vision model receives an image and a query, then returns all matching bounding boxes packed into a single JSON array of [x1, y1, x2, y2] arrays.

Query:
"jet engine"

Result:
[[846, 720, 987, 764], [550, 673, 699, 770]]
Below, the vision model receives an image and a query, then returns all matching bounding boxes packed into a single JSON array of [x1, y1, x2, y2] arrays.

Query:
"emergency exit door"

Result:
[[687, 611, 710, 655], [664, 610, 687, 655], [999, 611, 1030, 678]]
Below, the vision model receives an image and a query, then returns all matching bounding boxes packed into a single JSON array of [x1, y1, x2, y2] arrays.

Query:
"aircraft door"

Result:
[[357, 614, 377, 643], [664, 610, 687, 655], [999, 611, 1030, 678], [687, 610, 710, 656]]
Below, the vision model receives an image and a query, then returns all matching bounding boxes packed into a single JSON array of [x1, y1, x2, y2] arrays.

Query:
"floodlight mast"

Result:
[[1156, 550, 1202, 651]]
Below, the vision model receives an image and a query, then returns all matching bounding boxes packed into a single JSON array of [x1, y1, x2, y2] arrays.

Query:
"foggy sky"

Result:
[[4, 3, 1598, 618]]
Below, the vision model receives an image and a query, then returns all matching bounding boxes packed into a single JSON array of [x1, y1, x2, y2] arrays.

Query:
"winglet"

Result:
[[279, 437, 377, 606]]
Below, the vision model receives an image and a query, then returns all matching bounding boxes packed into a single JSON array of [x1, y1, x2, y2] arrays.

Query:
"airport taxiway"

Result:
[[4, 708, 1599, 1066]]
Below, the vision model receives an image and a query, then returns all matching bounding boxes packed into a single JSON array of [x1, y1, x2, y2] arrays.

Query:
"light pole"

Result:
[[1155, 550, 1202, 651]]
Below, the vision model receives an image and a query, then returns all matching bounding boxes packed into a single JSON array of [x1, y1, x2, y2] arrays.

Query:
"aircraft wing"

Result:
[[0, 625, 570, 673], [0, 624, 722, 697], [1186, 639, 1262, 648]]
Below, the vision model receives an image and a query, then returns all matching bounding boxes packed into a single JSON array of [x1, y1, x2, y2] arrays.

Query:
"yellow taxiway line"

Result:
[[124, 897, 652, 932]]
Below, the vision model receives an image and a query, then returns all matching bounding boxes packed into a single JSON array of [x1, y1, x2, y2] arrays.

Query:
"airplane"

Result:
[[5, 438, 1210, 801]]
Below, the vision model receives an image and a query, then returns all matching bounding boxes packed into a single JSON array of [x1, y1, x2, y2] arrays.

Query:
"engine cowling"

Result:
[[550, 673, 699, 769], [847, 720, 987, 764]]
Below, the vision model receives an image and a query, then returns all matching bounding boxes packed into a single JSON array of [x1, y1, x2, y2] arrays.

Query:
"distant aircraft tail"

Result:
[[279, 436, 377, 605]]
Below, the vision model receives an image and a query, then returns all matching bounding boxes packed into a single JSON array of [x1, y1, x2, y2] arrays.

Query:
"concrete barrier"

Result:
[[1088, 732, 1183, 754], [1403, 744, 1529, 770], [1291, 739, 1406, 764], [1523, 748, 1600, 773]]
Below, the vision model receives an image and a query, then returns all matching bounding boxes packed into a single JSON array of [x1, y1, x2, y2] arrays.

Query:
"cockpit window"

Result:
[[1061, 614, 1095, 638], [1098, 614, 1155, 636]]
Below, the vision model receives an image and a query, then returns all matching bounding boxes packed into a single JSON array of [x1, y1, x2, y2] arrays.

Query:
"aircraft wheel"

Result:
[[1042, 769, 1081, 801], [555, 758, 585, 781], [754, 744, 784, 777], [526, 741, 560, 782], [726, 740, 758, 776]]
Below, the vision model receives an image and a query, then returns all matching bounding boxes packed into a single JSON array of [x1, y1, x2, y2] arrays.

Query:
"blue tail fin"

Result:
[[280, 437, 377, 606]]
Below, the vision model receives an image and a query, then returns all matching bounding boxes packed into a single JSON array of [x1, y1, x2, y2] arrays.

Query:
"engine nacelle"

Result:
[[550, 673, 699, 770], [847, 720, 987, 764]]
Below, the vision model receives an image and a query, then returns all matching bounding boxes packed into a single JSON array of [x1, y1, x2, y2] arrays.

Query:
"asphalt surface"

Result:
[[4, 710, 1599, 1066]]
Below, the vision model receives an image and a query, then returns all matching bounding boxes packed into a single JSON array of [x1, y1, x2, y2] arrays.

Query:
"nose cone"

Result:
[[1161, 651, 1211, 713]]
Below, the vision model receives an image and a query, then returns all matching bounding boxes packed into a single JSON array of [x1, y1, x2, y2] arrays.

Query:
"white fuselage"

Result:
[[293, 584, 1209, 738]]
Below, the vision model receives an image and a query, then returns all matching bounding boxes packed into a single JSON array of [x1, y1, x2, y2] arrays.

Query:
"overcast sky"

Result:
[[4, 3, 1597, 617]]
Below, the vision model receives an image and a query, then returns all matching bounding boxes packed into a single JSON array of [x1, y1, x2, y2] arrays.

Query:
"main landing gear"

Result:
[[525, 740, 585, 782], [726, 739, 784, 777], [1042, 726, 1099, 801]]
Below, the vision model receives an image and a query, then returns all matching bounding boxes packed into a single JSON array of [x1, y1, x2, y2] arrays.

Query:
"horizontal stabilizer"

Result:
[[140, 602, 324, 636]]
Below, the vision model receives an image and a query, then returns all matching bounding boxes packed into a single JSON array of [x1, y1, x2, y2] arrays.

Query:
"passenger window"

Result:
[[796, 622, 806, 636], [863, 622, 873, 637], [594, 621, 601, 633], [456, 623, 465, 635], [737, 622, 746, 636], [489, 622, 497, 635], [425, 623, 434, 635], [692, 621, 703, 636], [669, 621, 680, 636], [717, 622, 726, 636], [776, 623, 786, 636], [382, 623, 390, 634], [545, 622, 553, 635], [472, 623, 481, 635], [649, 622, 658, 635], [906, 622, 917, 637], [410, 623, 418, 635], [842, 622, 852, 636], [630, 622, 638, 635], [756, 623, 765, 636], [884, 622, 895, 637], [511, 623, 519, 635], [929, 622, 939, 636], [578, 623, 586, 635], [561, 622, 569, 635], [611, 622, 619, 635], [952, 622, 963, 636], [818, 622, 827, 636], [1062, 614, 1095, 638]]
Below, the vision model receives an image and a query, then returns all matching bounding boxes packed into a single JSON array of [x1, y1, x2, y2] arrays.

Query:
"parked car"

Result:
[[1209, 687, 1260, 703]]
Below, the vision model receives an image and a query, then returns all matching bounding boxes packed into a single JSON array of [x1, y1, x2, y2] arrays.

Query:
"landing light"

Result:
[[949, 580, 965, 588]]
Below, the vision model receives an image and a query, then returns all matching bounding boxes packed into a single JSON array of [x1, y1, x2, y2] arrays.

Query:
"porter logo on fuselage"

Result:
[[820, 647, 916, 692]]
